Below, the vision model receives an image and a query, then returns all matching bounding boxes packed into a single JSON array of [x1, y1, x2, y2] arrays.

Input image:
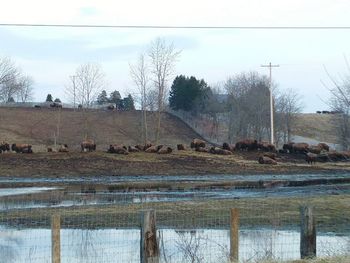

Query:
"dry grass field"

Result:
[[294, 113, 339, 144], [0, 107, 201, 151]]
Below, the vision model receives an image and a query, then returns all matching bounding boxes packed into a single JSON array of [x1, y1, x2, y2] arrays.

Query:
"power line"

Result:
[[1, 23, 350, 29]]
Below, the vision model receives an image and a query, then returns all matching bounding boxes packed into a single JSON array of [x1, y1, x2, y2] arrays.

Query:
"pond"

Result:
[[0, 226, 349, 263]]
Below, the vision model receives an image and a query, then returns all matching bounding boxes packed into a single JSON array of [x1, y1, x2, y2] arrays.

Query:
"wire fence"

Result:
[[0, 186, 349, 263]]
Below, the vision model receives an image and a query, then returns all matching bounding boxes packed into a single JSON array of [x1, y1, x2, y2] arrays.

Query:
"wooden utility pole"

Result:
[[261, 62, 279, 145], [70, 75, 76, 111]]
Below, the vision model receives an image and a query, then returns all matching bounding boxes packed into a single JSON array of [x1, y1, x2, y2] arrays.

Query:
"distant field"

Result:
[[0, 107, 201, 151]]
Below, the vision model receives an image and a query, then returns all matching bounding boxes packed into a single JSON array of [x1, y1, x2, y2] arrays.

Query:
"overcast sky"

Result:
[[1, 0, 350, 112]]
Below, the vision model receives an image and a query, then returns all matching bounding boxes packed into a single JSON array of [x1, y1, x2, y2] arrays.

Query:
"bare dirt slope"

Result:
[[0, 107, 201, 151]]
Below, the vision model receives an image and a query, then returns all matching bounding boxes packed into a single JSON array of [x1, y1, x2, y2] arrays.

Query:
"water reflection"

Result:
[[1, 183, 350, 211], [0, 227, 348, 263]]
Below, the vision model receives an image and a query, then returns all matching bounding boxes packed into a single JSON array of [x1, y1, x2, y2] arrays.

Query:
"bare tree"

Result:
[[148, 38, 181, 143], [130, 53, 149, 144], [225, 72, 271, 142], [275, 89, 303, 144], [16, 76, 34, 103], [0, 57, 21, 103], [67, 63, 105, 108], [0, 57, 18, 86], [0, 78, 20, 102], [66, 63, 105, 140], [324, 64, 350, 149]]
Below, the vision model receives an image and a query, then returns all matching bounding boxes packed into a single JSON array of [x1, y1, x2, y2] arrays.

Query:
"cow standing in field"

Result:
[[11, 144, 33, 153], [235, 139, 258, 151], [81, 140, 96, 152]]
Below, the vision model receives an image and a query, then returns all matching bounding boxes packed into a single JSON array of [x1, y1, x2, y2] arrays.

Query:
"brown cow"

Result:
[[318, 143, 330, 152], [308, 145, 322, 154], [11, 144, 33, 153], [81, 140, 96, 152], [258, 156, 277, 165], [283, 142, 309, 154], [158, 146, 173, 154], [235, 139, 258, 151], [195, 147, 209, 153], [222, 142, 235, 152], [258, 142, 277, 152], [327, 151, 347, 161], [135, 144, 145, 151], [306, 152, 318, 164], [58, 144, 69, 152], [292, 143, 309, 154], [108, 144, 128, 155], [210, 147, 232, 155], [145, 145, 163, 153], [282, 142, 295, 153], [263, 152, 277, 160], [177, 144, 186, 151], [190, 139, 206, 149], [128, 146, 140, 153]]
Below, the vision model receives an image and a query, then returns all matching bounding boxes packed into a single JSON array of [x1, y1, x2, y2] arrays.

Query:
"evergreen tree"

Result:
[[122, 94, 135, 111], [54, 98, 61, 103], [97, 90, 108, 105], [46, 94, 53, 102], [109, 90, 122, 109], [169, 75, 209, 111]]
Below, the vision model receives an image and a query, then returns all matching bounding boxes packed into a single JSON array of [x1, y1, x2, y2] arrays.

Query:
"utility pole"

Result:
[[261, 62, 279, 145], [70, 75, 76, 111]]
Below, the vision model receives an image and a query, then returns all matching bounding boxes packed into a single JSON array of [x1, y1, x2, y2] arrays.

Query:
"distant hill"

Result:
[[0, 107, 202, 151], [294, 113, 339, 145]]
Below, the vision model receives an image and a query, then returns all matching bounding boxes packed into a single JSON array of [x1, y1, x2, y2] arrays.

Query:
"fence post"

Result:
[[300, 206, 316, 259], [140, 210, 159, 263], [230, 208, 239, 262], [51, 214, 61, 263]]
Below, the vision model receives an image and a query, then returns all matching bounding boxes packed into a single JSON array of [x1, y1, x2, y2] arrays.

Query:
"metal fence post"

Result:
[[140, 209, 159, 263], [300, 206, 316, 259], [230, 208, 239, 262]]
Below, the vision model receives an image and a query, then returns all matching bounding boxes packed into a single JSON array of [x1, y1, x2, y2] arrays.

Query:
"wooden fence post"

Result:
[[300, 206, 316, 259], [140, 210, 159, 263], [51, 214, 61, 263], [230, 208, 239, 262]]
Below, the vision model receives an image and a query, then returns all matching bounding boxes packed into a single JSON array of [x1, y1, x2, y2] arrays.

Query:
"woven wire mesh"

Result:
[[0, 185, 349, 263]]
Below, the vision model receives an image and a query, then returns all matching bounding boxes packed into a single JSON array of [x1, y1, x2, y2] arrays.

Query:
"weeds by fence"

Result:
[[0, 187, 349, 263]]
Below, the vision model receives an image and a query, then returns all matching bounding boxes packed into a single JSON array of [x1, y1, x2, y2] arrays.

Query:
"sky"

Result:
[[1, 0, 350, 113]]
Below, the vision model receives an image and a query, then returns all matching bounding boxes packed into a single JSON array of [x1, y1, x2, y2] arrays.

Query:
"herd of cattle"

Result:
[[1, 138, 349, 165]]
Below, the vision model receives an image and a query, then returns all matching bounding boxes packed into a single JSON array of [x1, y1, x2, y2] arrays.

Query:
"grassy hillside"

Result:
[[294, 113, 339, 144], [0, 107, 200, 151]]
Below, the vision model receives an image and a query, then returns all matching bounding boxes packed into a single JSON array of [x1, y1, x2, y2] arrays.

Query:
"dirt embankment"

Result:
[[0, 107, 200, 151]]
